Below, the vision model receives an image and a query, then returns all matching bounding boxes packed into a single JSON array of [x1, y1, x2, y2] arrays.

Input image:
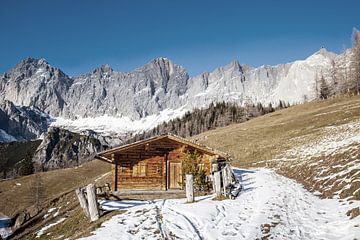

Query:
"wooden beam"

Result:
[[165, 153, 169, 190], [95, 155, 113, 163], [112, 154, 118, 192]]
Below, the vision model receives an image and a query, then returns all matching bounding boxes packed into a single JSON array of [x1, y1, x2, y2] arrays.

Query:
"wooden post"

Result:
[[222, 168, 228, 196], [186, 174, 194, 203], [75, 188, 90, 218], [112, 154, 117, 192], [212, 163, 218, 172], [86, 183, 99, 222], [214, 171, 222, 197], [211, 164, 218, 193], [165, 153, 168, 190], [223, 164, 234, 197]]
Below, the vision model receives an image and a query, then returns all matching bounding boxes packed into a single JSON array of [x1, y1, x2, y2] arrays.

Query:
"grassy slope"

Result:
[[12, 174, 118, 240], [192, 95, 360, 200], [0, 140, 42, 177], [0, 160, 111, 217]]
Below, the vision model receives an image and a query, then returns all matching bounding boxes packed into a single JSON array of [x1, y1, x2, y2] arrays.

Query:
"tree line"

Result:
[[315, 28, 360, 99], [126, 100, 290, 143]]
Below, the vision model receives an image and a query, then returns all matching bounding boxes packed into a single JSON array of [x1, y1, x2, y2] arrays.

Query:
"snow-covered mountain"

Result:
[[0, 100, 51, 142], [0, 48, 350, 141]]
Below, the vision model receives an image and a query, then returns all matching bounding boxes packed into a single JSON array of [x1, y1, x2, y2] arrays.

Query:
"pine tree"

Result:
[[314, 73, 320, 99], [319, 75, 330, 99], [351, 28, 360, 94], [330, 59, 339, 96], [17, 151, 34, 176]]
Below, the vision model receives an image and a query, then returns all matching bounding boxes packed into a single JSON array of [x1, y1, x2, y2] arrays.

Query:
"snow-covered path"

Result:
[[80, 168, 360, 240]]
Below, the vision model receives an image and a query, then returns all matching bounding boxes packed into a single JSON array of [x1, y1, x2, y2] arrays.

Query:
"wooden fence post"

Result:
[[214, 171, 222, 197], [86, 183, 99, 222], [76, 188, 90, 218], [211, 164, 218, 193], [222, 168, 228, 196], [186, 174, 194, 203]]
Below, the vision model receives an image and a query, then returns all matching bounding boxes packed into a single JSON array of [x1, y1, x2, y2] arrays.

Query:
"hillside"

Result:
[[192, 95, 360, 201], [2, 96, 359, 240], [0, 160, 110, 218], [0, 140, 41, 179]]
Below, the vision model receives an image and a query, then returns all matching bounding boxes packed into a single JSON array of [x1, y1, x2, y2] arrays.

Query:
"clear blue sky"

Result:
[[1, 0, 359, 76]]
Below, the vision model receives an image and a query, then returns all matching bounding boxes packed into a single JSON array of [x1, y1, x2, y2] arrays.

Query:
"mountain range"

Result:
[[1, 47, 350, 143]]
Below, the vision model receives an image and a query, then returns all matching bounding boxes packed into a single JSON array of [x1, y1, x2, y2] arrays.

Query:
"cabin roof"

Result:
[[96, 133, 230, 163]]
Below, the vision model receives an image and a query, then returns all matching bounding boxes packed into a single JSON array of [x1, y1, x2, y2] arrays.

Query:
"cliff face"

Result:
[[32, 127, 104, 171], [0, 58, 72, 116], [0, 49, 342, 121], [0, 48, 353, 142], [0, 100, 50, 142]]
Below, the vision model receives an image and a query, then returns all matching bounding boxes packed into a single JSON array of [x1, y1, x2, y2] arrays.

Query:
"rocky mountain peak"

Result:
[[3, 57, 70, 82], [92, 64, 113, 75], [228, 59, 243, 73], [145, 57, 179, 76], [308, 48, 337, 61], [16, 57, 49, 70]]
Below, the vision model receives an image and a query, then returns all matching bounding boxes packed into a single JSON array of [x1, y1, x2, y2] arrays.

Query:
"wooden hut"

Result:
[[95, 134, 229, 191]]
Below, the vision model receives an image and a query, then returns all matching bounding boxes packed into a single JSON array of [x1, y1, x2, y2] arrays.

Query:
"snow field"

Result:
[[51, 106, 188, 137], [79, 168, 360, 240]]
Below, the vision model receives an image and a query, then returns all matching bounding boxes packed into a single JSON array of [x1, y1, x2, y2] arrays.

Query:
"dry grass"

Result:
[[15, 190, 122, 240], [272, 143, 360, 200], [0, 160, 111, 217], [192, 95, 360, 167], [192, 95, 360, 200]]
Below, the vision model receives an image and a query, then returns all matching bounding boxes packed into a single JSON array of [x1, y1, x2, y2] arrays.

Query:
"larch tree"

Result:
[[351, 28, 360, 94], [319, 75, 330, 99]]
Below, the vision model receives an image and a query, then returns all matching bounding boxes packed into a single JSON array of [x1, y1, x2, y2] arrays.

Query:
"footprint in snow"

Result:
[[222, 230, 237, 236]]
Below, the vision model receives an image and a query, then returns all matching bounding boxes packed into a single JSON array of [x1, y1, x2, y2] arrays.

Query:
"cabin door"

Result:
[[169, 162, 182, 189]]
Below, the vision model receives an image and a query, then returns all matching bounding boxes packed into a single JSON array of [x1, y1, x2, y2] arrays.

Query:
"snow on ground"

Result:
[[79, 168, 360, 240], [43, 207, 59, 219], [51, 106, 188, 137], [267, 120, 360, 200], [94, 172, 111, 182], [36, 217, 66, 238], [283, 120, 360, 159]]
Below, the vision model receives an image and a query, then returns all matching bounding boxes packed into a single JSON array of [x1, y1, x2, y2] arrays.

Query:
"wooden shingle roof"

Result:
[[96, 133, 230, 163]]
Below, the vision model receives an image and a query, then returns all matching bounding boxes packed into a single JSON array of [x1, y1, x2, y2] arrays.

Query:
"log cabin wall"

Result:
[[107, 137, 219, 191], [113, 153, 166, 191]]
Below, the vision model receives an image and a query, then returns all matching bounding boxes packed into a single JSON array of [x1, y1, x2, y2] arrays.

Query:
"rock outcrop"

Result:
[[32, 127, 104, 171], [0, 100, 50, 141]]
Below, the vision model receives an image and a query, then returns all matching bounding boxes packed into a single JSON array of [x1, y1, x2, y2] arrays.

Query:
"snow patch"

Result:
[[51, 106, 188, 137], [36, 218, 66, 238]]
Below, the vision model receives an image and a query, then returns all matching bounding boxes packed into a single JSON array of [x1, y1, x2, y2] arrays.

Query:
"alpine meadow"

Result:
[[0, 1, 359, 240]]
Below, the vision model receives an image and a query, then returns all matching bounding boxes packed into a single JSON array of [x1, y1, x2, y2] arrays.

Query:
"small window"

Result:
[[132, 162, 147, 177]]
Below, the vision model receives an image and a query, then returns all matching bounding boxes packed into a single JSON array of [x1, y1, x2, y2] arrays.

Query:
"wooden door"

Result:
[[169, 162, 182, 189]]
